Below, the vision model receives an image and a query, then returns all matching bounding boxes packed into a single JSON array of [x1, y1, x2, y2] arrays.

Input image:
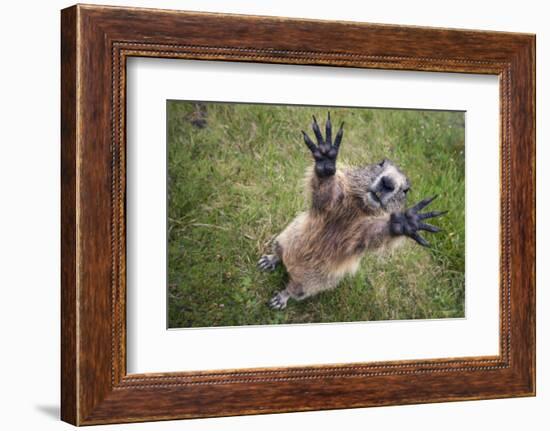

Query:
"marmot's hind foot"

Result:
[[268, 290, 289, 310], [257, 254, 280, 272]]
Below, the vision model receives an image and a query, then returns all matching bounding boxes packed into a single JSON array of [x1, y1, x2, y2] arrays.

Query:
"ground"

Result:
[[167, 101, 465, 328]]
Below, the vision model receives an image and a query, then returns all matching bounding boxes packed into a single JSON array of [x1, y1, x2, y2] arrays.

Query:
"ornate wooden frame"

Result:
[[61, 4, 535, 425]]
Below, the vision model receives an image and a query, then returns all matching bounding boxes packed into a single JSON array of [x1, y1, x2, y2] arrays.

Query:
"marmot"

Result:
[[258, 113, 446, 310]]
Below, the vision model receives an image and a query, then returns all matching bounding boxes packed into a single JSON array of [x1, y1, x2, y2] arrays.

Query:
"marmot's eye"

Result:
[[378, 160, 385, 167], [403, 187, 410, 194]]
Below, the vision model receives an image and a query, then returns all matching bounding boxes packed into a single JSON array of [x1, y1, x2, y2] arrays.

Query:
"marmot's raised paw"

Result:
[[268, 290, 289, 310], [257, 254, 280, 272], [390, 195, 447, 247], [302, 113, 344, 178]]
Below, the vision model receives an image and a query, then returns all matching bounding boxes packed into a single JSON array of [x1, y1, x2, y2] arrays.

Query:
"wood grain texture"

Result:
[[60, 4, 536, 425], [60, 5, 78, 425]]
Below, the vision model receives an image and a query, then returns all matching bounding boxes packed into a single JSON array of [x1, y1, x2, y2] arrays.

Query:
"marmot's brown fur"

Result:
[[258, 113, 446, 310]]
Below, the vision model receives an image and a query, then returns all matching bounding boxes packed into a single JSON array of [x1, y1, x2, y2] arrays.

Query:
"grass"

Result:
[[167, 101, 465, 328]]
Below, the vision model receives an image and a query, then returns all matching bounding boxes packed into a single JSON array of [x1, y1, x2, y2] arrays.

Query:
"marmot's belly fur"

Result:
[[274, 211, 366, 299]]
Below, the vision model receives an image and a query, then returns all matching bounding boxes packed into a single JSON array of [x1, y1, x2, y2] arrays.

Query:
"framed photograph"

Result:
[[61, 4, 535, 425]]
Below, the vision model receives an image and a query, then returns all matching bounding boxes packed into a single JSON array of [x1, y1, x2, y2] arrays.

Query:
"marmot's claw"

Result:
[[268, 291, 289, 310], [302, 112, 344, 178], [419, 210, 448, 220], [257, 255, 279, 272], [391, 196, 447, 247], [411, 232, 430, 247], [418, 222, 441, 233], [410, 195, 438, 212]]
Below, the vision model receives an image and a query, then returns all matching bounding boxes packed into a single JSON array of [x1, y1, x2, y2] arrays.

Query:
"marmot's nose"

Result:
[[381, 176, 395, 192]]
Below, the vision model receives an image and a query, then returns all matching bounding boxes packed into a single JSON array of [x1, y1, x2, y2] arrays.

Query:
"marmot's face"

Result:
[[355, 159, 411, 215]]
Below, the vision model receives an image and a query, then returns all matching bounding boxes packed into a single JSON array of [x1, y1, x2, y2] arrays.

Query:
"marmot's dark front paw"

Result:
[[257, 254, 280, 272], [390, 195, 447, 247], [268, 290, 289, 310], [302, 113, 344, 178]]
